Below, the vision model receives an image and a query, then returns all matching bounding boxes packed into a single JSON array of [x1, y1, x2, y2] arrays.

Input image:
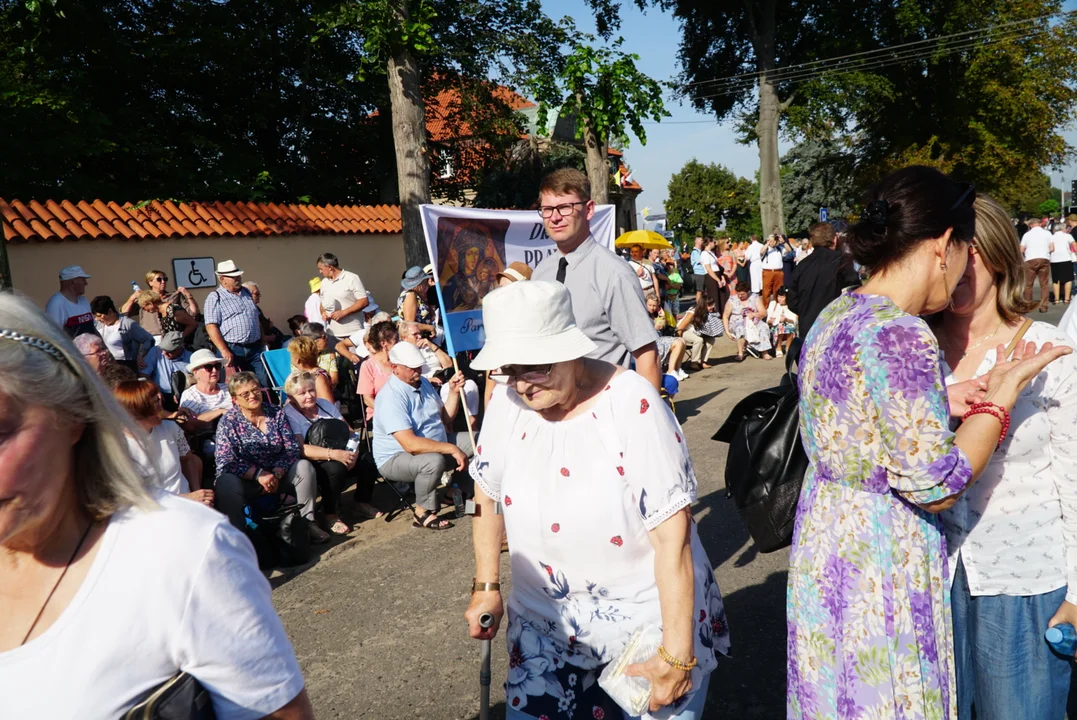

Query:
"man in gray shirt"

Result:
[[532, 168, 661, 389]]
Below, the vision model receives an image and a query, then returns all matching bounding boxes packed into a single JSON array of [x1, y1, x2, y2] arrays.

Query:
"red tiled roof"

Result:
[[1, 198, 402, 243], [426, 85, 536, 143]]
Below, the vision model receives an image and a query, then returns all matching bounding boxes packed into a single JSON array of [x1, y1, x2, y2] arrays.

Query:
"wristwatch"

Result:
[[471, 579, 501, 594]]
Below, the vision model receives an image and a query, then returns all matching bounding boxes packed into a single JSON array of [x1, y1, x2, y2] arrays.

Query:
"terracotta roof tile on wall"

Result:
[[1, 198, 404, 243]]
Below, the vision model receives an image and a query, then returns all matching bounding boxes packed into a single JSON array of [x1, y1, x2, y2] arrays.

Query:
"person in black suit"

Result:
[[788, 221, 861, 338]]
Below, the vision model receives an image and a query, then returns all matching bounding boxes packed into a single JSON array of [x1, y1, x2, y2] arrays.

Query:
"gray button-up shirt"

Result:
[[533, 237, 658, 367]]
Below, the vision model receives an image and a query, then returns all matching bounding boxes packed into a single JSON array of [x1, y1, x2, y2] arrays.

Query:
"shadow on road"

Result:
[[704, 570, 789, 718], [674, 388, 725, 424]]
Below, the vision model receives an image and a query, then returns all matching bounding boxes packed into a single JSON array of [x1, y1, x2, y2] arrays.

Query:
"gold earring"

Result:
[[941, 263, 948, 271]]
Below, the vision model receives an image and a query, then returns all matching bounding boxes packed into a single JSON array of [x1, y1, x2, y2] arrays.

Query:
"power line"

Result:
[[691, 26, 1050, 101], [692, 26, 1048, 96], [682, 10, 1071, 93]]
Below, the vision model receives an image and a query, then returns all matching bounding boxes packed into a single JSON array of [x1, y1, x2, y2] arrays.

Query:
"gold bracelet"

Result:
[[656, 645, 697, 672], [471, 579, 501, 594]]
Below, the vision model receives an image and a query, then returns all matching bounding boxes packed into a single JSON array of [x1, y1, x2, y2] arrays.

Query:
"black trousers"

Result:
[[312, 459, 375, 514]]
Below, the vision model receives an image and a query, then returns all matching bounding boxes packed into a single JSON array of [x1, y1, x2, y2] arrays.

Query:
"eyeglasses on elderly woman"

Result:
[[489, 364, 553, 384]]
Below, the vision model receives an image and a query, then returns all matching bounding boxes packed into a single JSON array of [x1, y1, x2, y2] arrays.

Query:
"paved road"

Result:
[[271, 299, 1075, 719]]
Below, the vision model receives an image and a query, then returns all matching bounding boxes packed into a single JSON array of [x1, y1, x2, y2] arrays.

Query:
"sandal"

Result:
[[412, 509, 453, 530], [329, 519, 352, 535], [355, 503, 384, 520], [736, 354, 745, 362]]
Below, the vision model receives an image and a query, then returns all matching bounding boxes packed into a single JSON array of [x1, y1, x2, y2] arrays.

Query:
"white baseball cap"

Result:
[[388, 342, 426, 369], [215, 260, 244, 277], [470, 281, 596, 371], [59, 265, 91, 281]]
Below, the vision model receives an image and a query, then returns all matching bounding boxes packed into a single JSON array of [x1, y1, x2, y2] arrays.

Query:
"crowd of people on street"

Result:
[[9, 161, 1077, 719]]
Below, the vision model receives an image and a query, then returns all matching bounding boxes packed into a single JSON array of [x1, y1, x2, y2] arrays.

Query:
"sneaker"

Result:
[[776, 349, 784, 358], [675, 368, 689, 381]]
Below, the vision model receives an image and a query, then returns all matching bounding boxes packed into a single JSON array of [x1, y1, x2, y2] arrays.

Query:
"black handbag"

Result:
[[124, 672, 215, 720], [304, 416, 352, 451], [713, 338, 807, 552]]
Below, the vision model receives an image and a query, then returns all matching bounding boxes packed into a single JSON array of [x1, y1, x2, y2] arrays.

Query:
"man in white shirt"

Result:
[[398, 321, 479, 426], [1021, 218, 1054, 313], [316, 252, 368, 337], [627, 244, 659, 296], [760, 234, 785, 306], [745, 235, 765, 294], [45, 265, 95, 337]]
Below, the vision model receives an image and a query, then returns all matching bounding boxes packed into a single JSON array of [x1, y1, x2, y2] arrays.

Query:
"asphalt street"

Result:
[[272, 297, 1075, 720]]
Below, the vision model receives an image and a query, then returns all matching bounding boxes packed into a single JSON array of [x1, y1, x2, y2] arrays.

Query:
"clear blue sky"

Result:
[[539, 0, 1077, 214]]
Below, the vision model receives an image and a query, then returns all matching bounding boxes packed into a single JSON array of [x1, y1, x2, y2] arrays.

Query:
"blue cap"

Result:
[[1046, 627, 1064, 644], [662, 374, 679, 397]]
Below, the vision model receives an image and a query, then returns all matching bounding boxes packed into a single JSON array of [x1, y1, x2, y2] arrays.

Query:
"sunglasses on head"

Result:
[[950, 183, 976, 210]]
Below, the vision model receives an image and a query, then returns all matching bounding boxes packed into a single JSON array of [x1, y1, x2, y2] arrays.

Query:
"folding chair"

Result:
[[260, 348, 293, 404]]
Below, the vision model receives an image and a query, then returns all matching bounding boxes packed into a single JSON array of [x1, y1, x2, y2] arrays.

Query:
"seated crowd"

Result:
[[60, 257, 490, 567], [50, 246, 757, 568]]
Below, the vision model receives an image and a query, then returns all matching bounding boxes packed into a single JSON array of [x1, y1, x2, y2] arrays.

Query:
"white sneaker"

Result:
[[674, 368, 689, 381], [776, 349, 784, 358]]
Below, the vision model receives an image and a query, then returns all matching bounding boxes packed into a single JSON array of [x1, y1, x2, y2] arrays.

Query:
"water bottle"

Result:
[[131, 281, 141, 293], [451, 483, 465, 518], [345, 432, 360, 454], [1045, 623, 1077, 657]]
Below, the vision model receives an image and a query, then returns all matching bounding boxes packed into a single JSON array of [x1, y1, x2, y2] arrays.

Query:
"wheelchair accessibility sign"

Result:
[[172, 257, 216, 289]]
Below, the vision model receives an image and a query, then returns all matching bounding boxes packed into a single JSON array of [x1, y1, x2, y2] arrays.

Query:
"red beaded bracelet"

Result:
[[961, 401, 1011, 449]]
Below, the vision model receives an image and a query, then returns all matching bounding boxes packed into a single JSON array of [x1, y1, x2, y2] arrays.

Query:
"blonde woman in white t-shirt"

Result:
[[1050, 221, 1075, 305], [0, 294, 313, 719], [936, 195, 1077, 719]]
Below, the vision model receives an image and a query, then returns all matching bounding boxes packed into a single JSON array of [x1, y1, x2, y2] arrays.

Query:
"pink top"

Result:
[[357, 357, 392, 419]]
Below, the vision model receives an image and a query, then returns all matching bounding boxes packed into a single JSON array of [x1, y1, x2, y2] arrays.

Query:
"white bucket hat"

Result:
[[470, 281, 596, 371], [187, 349, 223, 372]]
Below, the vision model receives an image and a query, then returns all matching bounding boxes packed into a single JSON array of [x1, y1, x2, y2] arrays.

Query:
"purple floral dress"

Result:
[[789, 293, 972, 719]]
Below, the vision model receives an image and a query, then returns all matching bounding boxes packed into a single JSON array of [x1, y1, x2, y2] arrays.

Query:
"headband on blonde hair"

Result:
[[0, 329, 74, 369]]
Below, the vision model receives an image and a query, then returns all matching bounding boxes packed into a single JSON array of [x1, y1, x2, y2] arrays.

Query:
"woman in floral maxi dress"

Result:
[[788, 166, 1071, 719]]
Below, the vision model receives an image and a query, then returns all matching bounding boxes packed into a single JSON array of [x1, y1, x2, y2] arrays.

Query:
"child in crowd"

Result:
[[767, 287, 798, 358]]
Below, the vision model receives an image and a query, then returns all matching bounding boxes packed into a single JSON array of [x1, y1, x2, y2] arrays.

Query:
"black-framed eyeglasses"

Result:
[[950, 183, 976, 210], [538, 202, 586, 219], [489, 364, 553, 384]]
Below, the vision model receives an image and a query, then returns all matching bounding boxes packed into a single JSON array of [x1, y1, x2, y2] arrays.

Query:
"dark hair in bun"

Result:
[[847, 165, 976, 274]]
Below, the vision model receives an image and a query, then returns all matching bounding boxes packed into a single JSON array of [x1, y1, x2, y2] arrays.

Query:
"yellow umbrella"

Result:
[[615, 229, 674, 250]]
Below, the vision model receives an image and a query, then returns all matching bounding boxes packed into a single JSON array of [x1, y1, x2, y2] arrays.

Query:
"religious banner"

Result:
[[419, 204, 616, 353]]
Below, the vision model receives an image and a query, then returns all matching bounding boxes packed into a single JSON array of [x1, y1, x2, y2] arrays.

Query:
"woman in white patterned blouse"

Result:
[[935, 194, 1077, 720]]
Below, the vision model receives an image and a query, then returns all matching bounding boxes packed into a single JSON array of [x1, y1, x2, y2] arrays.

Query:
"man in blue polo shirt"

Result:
[[373, 342, 471, 530]]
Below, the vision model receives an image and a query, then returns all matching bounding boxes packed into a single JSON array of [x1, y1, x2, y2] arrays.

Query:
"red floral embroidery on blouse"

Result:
[[504, 496, 512, 506], [560, 467, 570, 477], [640, 398, 650, 414], [616, 466, 624, 476], [551, 523, 560, 533], [610, 536, 623, 546]]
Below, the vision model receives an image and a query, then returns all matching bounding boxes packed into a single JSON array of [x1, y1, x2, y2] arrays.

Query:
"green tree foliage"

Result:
[[473, 140, 587, 209], [781, 139, 859, 233], [841, 2, 1077, 212], [665, 160, 758, 240], [0, 0, 384, 203], [526, 34, 668, 205]]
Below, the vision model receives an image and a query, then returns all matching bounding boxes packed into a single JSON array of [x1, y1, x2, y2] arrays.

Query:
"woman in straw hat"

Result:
[[0, 293, 313, 718], [464, 281, 729, 719]]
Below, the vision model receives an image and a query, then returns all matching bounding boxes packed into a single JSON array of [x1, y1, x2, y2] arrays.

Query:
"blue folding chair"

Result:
[[261, 348, 293, 403]]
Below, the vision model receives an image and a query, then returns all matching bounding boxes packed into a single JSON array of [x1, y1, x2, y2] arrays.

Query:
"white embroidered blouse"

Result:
[[941, 321, 1077, 604]]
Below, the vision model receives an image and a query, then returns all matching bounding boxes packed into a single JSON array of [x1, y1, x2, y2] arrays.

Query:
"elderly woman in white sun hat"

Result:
[[464, 281, 729, 720]]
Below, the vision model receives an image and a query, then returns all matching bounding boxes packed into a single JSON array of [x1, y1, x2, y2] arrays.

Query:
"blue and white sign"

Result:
[[419, 204, 616, 353], [819, 207, 829, 222], [172, 257, 216, 289]]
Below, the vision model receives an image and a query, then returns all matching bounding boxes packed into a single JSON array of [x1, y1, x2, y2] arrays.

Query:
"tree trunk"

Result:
[[748, 0, 784, 236], [580, 111, 609, 206], [756, 74, 784, 236], [386, 6, 431, 269]]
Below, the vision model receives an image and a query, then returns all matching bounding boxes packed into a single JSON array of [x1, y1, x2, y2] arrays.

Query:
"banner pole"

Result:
[[422, 231, 476, 448]]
